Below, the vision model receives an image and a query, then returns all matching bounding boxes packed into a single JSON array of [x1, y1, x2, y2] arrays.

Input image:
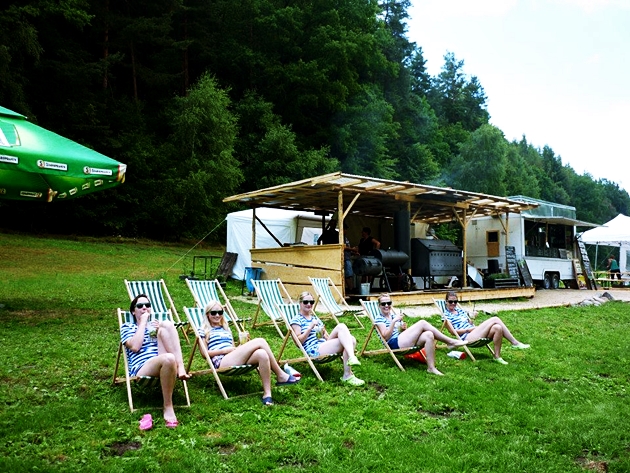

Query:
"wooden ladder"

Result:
[[576, 238, 597, 290]]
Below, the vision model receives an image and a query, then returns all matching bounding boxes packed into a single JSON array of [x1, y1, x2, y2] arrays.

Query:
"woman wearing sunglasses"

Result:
[[201, 300, 299, 406], [290, 292, 365, 386], [375, 294, 466, 376], [120, 294, 190, 428], [443, 291, 530, 365]]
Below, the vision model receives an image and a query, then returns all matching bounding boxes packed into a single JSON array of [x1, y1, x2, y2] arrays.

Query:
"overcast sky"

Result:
[[406, 0, 629, 193]]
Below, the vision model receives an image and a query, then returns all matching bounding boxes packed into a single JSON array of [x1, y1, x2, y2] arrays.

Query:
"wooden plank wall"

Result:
[[251, 244, 343, 299]]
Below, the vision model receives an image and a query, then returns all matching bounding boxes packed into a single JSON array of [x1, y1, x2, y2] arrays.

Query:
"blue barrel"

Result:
[[244, 267, 262, 293]]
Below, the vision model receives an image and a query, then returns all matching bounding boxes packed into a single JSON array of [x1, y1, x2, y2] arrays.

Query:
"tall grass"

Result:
[[0, 232, 628, 472]]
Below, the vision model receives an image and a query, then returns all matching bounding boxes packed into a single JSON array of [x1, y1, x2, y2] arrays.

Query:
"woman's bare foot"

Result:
[[277, 372, 291, 383], [163, 406, 177, 423], [427, 367, 444, 376], [447, 340, 467, 350], [177, 370, 191, 380]]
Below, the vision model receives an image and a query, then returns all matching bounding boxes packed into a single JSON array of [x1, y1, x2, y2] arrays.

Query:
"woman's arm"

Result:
[[203, 328, 236, 357], [124, 313, 150, 353], [292, 319, 319, 345]]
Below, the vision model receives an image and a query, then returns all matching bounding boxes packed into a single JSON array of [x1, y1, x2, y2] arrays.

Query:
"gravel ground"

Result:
[[400, 288, 630, 318], [235, 288, 630, 319]]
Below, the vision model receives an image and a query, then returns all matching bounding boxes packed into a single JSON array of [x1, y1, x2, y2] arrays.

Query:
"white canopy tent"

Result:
[[226, 208, 328, 280], [580, 214, 630, 272]]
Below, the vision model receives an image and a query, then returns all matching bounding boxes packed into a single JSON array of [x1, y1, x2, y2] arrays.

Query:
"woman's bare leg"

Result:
[[220, 338, 290, 383], [318, 325, 358, 379], [137, 353, 178, 421], [466, 316, 521, 346], [157, 320, 189, 379], [416, 331, 443, 376], [398, 320, 466, 349]]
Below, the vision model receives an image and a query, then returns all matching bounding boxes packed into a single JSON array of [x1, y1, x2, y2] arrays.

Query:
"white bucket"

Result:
[[359, 283, 371, 296]]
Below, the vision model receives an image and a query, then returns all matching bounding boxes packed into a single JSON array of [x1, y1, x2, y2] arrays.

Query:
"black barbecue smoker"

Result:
[[410, 238, 463, 289]]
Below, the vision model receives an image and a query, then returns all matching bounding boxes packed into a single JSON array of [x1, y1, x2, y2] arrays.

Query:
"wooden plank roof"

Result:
[[223, 172, 537, 224]]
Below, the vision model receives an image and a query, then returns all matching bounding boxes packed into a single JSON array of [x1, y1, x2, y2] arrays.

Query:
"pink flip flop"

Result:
[[165, 419, 179, 428], [139, 414, 153, 431]]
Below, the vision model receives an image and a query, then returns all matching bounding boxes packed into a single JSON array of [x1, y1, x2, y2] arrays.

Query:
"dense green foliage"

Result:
[[1, 233, 629, 472], [1, 0, 628, 239]]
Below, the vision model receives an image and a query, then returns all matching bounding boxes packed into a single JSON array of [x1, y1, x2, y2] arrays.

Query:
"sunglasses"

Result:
[[207, 310, 224, 316], [135, 302, 151, 309], [301, 300, 315, 305], [380, 301, 392, 306], [447, 300, 458, 304]]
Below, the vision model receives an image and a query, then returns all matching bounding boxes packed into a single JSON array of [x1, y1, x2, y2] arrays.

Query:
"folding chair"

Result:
[[113, 309, 191, 412], [250, 279, 293, 337], [433, 299, 494, 362], [309, 277, 364, 329], [275, 302, 341, 382], [185, 278, 249, 333], [183, 307, 258, 400], [125, 279, 189, 343], [358, 300, 422, 371]]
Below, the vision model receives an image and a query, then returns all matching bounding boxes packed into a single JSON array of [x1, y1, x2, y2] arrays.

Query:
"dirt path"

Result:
[[234, 288, 630, 318], [401, 288, 630, 318]]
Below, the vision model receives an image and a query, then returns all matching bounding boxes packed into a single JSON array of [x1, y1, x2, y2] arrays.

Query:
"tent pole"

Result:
[[595, 244, 598, 272], [338, 190, 345, 295], [252, 207, 256, 249]]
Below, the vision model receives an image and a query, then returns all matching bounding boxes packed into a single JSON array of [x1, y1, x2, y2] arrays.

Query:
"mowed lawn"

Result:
[[0, 232, 629, 473]]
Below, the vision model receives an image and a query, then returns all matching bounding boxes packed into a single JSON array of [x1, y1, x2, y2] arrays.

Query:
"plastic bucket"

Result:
[[359, 283, 371, 296], [244, 267, 262, 293]]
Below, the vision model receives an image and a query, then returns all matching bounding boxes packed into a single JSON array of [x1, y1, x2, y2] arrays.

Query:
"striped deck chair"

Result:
[[113, 309, 191, 412], [309, 277, 364, 329], [250, 279, 293, 338], [183, 307, 257, 400], [185, 278, 249, 333], [275, 302, 341, 382], [125, 279, 189, 343], [359, 300, 422, 371], [433, 299, 494, 362]]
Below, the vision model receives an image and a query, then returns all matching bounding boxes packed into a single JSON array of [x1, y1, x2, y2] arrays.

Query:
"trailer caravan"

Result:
[[466, 196, 591, 289]]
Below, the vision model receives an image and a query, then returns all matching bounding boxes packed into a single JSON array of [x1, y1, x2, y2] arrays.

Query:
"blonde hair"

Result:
[[377, 293, 391, 303], [298, 291, 313, 302], [204, 300, 229, 331]]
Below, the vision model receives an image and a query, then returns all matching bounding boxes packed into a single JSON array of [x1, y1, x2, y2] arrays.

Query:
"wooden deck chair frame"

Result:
[[275, 302, 341, 382], [113, 309, 191, 412], [359, 300, 422, 372], [308, 277, 364, 329], [433, 299, 494, 362], [183, 307, 257, 400], [125, 279, 190, 343], [185, 278, 249, 333], [250, 279, 293, 338]]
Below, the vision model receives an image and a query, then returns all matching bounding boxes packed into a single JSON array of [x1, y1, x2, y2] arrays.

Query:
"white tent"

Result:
[[226, 208, 328, 280], [580, 214, 630, 272]]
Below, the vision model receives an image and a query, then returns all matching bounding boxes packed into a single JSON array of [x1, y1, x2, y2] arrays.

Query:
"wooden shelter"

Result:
[[223, 172, 537, 301]]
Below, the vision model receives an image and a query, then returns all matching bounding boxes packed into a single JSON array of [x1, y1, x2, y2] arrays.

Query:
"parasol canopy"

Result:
[[0, 105, 126, 202]]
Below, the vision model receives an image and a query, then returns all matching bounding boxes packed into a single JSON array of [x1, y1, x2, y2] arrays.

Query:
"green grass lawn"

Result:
[[0, 232, 628, 472]]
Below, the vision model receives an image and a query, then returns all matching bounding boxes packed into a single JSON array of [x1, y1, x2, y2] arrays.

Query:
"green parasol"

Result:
[[0, 105, 126, 202]]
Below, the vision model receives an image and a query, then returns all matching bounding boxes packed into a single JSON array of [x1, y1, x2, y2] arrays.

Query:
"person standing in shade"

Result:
[[343, 222, 359, 293], [357, 227, 380, 286], [317, 219, 340, 245], [357, 227, 380, 256], [607, 255, 621, 281]]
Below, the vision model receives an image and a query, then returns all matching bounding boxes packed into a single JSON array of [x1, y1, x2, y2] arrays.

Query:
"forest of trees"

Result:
[[1, 0, 628, 240]]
